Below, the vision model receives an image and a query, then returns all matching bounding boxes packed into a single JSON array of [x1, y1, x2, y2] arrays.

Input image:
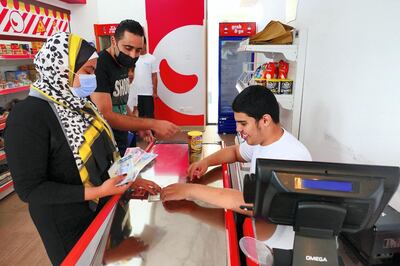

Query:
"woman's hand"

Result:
[[85, 175, 131, 200], [99, 175, 132, 197]]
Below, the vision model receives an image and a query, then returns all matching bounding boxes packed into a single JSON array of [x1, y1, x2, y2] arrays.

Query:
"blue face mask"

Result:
[[72, 74, 97, 98]]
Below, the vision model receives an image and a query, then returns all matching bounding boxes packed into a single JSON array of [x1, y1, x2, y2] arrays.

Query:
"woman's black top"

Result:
[[4, 96, 110, 265]]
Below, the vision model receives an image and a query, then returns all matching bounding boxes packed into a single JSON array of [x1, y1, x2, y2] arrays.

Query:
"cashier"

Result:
[[161, 85, 312, 249]]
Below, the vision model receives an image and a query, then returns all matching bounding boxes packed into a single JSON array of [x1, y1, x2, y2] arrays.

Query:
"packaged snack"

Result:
[[264, 62, 276, 80], [278, 60, 289, 79], [266, 79, 280, 94], [254, 65, 262, 79], [4, 71, 16, 82], [280, 79, 293, 94], [187, 131, 203, 153]]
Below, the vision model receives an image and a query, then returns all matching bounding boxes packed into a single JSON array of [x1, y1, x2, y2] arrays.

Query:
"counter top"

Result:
[[102, 142, 227, 266], [63, 141, 236, 266]]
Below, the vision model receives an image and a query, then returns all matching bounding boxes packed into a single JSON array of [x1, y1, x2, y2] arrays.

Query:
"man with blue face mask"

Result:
[[91, 19, 180, 155]]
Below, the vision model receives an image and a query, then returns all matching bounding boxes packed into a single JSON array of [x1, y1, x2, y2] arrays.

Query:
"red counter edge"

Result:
[[222, 139, 241, 266], [61, 142, 155, 265], [243, 218, 259, 266]]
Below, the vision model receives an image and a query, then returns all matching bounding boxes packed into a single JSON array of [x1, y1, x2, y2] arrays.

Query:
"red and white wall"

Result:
[[146, 0, 205, 126], [42, 0, 206, 127]]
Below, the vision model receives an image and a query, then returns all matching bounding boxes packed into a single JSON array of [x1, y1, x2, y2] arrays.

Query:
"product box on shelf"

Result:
[[15, 70, 31, 85], [266, 79, 280, 94], [280, 79, 293, 94], [4, 71, 16, 82]]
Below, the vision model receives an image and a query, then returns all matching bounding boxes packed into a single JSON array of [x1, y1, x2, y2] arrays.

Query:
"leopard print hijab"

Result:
[[31, 32, 118, 189]]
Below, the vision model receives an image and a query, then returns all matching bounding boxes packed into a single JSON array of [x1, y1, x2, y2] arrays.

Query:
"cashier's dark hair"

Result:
[[232, 85, 280, 123], [115, 19, 144, 40]]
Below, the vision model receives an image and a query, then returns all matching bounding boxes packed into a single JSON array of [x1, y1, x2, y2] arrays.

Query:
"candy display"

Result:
[[0, 41, 43, 55], [0, 65, 38, 90], [253, 59, 293, 94]]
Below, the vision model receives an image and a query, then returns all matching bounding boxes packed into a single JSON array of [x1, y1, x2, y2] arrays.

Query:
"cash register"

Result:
[[243, 159, 400, 266]]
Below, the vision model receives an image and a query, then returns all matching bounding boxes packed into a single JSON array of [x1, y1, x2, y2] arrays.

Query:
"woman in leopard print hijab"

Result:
[[4, 32, 135, 264]]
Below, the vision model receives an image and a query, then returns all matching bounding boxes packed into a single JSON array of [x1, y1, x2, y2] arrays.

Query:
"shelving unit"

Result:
[[236, 30, 308, 138], [0, 124, 12, 200], [0, 52, 36, 201], [236, 80, 294, 110], [0, 85, 30, 95], [0, 54, 36, 60], [238, 40, 298, 61]]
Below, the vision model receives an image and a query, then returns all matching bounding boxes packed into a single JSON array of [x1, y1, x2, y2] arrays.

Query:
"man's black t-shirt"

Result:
[[95, 50, 130, 155]]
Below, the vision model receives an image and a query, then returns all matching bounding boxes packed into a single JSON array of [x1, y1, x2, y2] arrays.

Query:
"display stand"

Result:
[[237, 30, 308, 138]]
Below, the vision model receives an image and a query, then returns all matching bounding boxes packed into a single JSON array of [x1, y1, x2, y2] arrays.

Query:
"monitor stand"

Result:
[[291, 201, 347, 266], [292, 234, 339, 266]]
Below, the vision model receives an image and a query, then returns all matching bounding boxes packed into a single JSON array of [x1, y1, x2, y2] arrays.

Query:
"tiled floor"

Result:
[[0, 126, 235, 265]]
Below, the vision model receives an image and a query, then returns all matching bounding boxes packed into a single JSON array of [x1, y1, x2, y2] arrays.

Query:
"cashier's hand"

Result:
[[130, 177, 161, 195], [161, 183, 191, 201], [152, 120, 180, 139], [187, 159, 208, 181]]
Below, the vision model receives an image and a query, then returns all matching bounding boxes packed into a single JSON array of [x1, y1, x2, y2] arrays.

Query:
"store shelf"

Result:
[[0, 180, 14, 200], [236, 80, 294, 110], [0, 85, 30, 95], [238, 39, 298, 61], [0, 54, 35, 60]]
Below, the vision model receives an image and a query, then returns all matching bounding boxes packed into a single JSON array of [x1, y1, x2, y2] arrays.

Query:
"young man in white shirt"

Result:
[[132, 36, 158, 118], [161, 85, 312, 249]]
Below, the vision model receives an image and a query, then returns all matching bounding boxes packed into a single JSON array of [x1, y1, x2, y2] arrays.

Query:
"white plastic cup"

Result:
[[239, 236, 274, 266]]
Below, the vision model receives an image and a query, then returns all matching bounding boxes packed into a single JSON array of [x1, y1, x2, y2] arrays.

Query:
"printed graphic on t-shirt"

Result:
[[112, 77, 129, 115]]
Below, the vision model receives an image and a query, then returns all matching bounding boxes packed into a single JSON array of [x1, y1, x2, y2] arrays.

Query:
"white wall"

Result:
[[297, 0, 400, 165], [96, 0, 146, 31], [291, 0, 400, 210]]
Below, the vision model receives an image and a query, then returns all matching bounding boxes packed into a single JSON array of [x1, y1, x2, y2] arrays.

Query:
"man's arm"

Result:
[[91, 92, 179, 137], [188, 145, 246, 179], [161, 183, 252, 215], [151, 72, 158, 98]]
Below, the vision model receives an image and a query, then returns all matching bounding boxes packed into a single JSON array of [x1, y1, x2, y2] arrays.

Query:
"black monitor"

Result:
[[243, 159, 400, 266]]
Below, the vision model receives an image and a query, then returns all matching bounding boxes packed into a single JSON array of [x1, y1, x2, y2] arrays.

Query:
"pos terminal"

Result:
[[243, 159, 400, 266]]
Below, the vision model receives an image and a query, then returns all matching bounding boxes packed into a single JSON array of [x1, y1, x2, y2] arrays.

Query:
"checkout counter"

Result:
[[61, 140, 400, 266], [61, 141, 244, 266]]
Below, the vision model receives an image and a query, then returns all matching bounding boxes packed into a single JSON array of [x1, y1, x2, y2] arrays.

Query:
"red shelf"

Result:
[[0, 86, 30, 95], [0, 180, 13, 196], [0, 54, 35, 60], [0, 152, 5, 161]]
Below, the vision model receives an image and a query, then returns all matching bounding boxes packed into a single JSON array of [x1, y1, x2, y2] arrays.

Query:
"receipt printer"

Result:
[[341, 205, 400, 265]]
